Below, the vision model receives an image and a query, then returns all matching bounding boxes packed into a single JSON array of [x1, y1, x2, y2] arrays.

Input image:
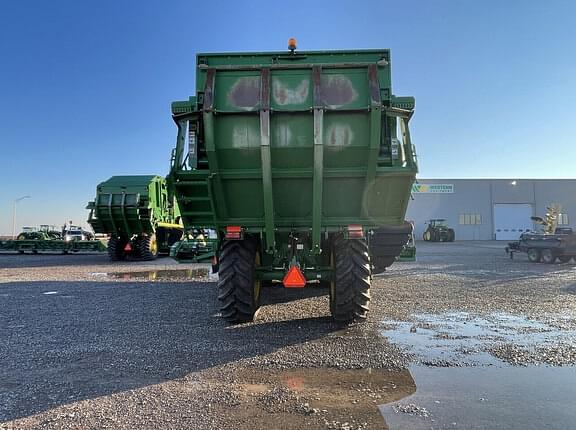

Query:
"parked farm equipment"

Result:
[[422, 219, 455, 242], [505, 205, 575, 263], [168, 43, 418, 322], [0, 223, 104, 254], [506, 227, 576, 263], [87, 175, 183, 261]]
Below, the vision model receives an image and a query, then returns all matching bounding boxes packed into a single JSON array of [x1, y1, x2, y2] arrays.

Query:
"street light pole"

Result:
[[12, 195, 31, 239]]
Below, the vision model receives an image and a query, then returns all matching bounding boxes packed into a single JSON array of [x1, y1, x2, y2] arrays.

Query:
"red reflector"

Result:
[[283, 266, 306, 288], [124, 243, 132, 252], [225, 226, 242, 239], [348, 224, 364, 239]]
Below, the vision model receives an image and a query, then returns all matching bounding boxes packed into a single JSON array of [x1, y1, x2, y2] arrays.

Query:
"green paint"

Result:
[[169, 49, 418, 278]]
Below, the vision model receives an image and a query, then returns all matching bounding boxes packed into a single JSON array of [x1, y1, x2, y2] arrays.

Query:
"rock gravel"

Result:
[[1, 241, 575, 429]]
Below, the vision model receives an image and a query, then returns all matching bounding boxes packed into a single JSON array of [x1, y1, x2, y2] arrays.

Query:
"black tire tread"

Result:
[[331, 235, 371, 322], [107, 237, 127, 261], [217, 238, 259, 323], [135, 234, 158, 261]]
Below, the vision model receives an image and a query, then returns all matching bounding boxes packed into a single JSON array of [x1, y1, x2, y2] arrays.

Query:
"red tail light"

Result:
[[348, 224, 364, 239], [283, 265, 306, 288], [225, 226, 242, 240]]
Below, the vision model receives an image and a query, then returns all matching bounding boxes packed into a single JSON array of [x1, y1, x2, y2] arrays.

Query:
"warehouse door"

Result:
[[493, 204, 533, 240]]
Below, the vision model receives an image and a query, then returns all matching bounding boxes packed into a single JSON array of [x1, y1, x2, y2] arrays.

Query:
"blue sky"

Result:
[[1, 0, 575, 234]]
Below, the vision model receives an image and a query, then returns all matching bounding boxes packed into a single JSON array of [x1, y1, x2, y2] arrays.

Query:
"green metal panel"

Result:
[[170, 49, 417, 234], [87, 175, 181, 238]]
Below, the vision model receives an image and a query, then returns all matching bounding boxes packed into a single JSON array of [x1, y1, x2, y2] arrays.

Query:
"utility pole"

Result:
[[12, 195, 31, 239]]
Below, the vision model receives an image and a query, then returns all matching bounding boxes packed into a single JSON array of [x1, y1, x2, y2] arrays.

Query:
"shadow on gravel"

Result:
[[261, 283, 327, 305], [0, 280, 340, 422]]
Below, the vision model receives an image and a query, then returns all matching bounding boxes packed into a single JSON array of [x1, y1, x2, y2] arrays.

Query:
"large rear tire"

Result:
[[423, 230, 431, 241], [218, 237, 261, 323], [447, 229, 455, 242], [107, 237, 128, 261], [330, 235, 371, 323], [135, 234, 158, 261]]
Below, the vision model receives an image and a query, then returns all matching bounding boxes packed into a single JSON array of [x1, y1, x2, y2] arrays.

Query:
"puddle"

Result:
[[381, 366, 576, 430], [382, 312, 576, 366], [42, 291, 58, 295], [231, 367, 416, 429], [104, 269, 210, 281]]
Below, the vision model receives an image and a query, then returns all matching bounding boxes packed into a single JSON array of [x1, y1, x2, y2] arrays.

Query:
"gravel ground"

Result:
[[1, 241, 575, 429]]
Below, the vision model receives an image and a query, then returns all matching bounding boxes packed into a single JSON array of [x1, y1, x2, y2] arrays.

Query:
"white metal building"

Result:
[[406, 179, 576, 241]]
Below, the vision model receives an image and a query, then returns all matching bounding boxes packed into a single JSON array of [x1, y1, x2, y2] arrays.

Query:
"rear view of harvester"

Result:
[[87, 175, 183, 261], [169, 42, 418, 323]]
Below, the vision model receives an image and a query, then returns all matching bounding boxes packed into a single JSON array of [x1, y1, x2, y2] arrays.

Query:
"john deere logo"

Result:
[[412, 184, 454, 193]]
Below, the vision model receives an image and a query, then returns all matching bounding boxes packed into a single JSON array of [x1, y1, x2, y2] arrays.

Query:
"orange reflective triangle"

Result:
[[124, 243, 132, 252], [283, 265, 306, 288]]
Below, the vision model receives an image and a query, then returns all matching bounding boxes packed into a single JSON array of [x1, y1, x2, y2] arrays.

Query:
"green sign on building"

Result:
[[412, 183, 454, 193]]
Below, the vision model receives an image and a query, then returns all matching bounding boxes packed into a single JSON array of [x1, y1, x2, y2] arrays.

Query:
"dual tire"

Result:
[[107, 234, 158, 261], [217, 234, 372, 324], [526, 248, 571, 264]]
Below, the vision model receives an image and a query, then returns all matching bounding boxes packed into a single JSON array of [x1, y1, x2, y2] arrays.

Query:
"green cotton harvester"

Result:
[[168, 41, 418, 323], [87, 175, 183, 260]]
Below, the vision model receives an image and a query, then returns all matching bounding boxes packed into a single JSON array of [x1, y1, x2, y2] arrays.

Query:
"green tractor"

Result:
[[422, 219, 455, 242]]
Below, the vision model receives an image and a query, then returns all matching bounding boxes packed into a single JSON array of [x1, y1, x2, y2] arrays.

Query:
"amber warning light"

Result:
[[288, 38, 297, 51], [283, 265, 306, 288]]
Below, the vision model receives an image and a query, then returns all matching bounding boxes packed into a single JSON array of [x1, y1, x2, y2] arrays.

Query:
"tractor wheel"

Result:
[[107, 237, 128, 261], [330, 234, 371, 323], [135, 234, 158, 261], [447, 229, 455, 242], [218, 237, 261, 323], [541, 249, 556, 264], [431, 230, 440, 242], [558, 255, 572, 264], [17, 234, 26, 240], [526, 248, 540, 263], [423, 230, 431, 241]]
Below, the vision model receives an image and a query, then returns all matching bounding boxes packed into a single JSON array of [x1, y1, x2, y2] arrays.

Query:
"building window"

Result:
[[558, 213, 569, 225], [459, 213, 482, 225]]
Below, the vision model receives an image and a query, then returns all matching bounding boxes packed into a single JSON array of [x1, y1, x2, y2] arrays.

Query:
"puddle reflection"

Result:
[[105, 269, 210, 281]]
